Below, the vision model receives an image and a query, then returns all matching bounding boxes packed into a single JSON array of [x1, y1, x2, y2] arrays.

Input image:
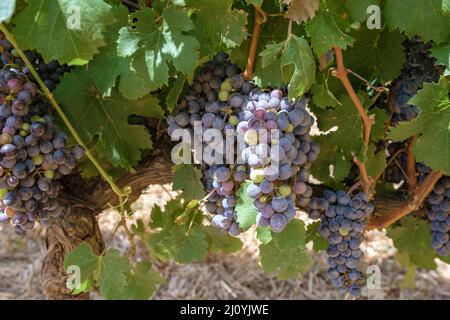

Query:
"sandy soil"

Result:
[[1, 184, 449, 300]]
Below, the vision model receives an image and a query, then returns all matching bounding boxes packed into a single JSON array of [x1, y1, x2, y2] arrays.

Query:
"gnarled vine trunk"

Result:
[[41, 141, 173, 300]]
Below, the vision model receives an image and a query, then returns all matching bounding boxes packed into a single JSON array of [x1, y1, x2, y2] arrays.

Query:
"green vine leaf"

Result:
[[260, 35, 316, 99], [305, 221, 328, 251], [431, 44, 450, 75], [384, 0, 450, 44], [55, 70, 164, 170], [235, 181, 258, 231], [172, 164, 206, 201], [120, 261, 166, 300], [187, 0, 248, 49], [13, 0, 114, 64], [387, 78, 450, 175], [387, 216, 438, 270], [116, 6, 199, 96], [259, 219, 313, 279], [305, 10, 355, 58], [203, 226, 243, 254]]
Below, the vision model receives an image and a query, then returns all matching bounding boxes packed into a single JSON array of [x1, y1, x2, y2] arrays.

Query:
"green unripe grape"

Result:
[[229, 115, 239, 126], [218, 90, 229, 101], [220, 79, 232, 91], [259, 195, 268, 203], [216, 198, 222, 207], [31, 115, 45, 123], [237, 165, 246, 172], [0, 188, 8, 199], [19, 130, 28, 137], [32, 154, 43, 165], [22, 123, 30, 131], [279, 185, 291, 197], [244, 129, 258, 145], [339, 227, 349, 237], [271, 138, 279, 145], [44, 170, 54, 179], [250, 169, 264, 183], [285, 123, 294, 133]]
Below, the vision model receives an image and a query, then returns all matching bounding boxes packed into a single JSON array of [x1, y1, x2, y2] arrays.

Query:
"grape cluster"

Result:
[[169, 52, 319, 235], [1, 38, 70, 91], [309, 190, 374, 296], [427, 176, 450, 257], [0, 67, 85, 234], [241, 92, 319, 233], [391, 37, 444, 123]]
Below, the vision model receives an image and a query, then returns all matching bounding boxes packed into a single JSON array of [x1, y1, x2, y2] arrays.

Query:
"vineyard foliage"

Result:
[[0, 0, 449, 299]]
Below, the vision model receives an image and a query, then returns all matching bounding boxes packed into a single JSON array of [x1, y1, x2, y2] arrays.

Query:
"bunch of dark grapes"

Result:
[[168, 52, 319, 235], [0, 67, 85, 234], [427, 176, 450, 257], [309, 190, 374, 297], [168, 53, 245, 235], [0, 38, 70, 91], [390, 37, 444, 123]]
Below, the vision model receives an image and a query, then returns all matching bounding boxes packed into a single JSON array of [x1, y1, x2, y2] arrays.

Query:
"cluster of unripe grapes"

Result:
[[0, 66, 84, 234], [169, 52, 319, 235], [309, 190, 374, 296]]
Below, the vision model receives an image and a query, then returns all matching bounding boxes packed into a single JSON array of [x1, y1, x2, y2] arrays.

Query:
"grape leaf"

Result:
[[187, 0, 248, 49], [310, 82, 340, 109], [344, 0, 381, 23], [116, 7, 199, 94], [305, 10, 355, 58], [387, 216, 438, 269], [431, 44, 450, 75], [310, 134, 351, 186], [64, 244, 131, 299], [0, 0, 15, 22], [64, 243, 99, 283], [384, 0, 450, 44], [246, 0, 263, 6], [284, 0, 320, 24], [444, 0, 450, 12], [120, 261, 165, 300], [345, 27, 406, 83], [396, 252, 417, 289], [55, 70, 164, 170], [365, 144, 386, 177], [166, 75, 187, 113], [235, 181, 258, 231], [387, 78, 450, 175], [259, 219, 313, 279], [305, 221, 328, 251], [203, 226, 243, 254], [369, 108, 389, 143], [313, 93, 367, 157], [172, 164, 205, 201], [256, 226, 272, 245], [260, 36, 316, 99], [98, 249, 130, 299], [147, 197, 209, 263], [13, 0, 114, 64]]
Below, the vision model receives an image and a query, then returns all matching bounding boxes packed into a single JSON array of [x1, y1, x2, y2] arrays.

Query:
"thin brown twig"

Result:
[[406, 135, 419, 192], [243, 5, 267, 80], [393, 158, 408, 181], [287, 19, 293, 38], [346, 68, 388, 92]]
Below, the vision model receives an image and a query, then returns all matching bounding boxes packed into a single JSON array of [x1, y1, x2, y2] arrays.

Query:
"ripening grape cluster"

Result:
[[391, 37, 444, 123], [0, 67, 85, 234], [0, 38, 70, 91], [168, 52, 319, 235], [309, 190, 374, 296], [427, 176, 450, 257]]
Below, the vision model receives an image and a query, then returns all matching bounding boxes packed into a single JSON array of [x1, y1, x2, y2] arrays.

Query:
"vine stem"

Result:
[[243, 5, 267, 80], [332, 47, 374, 147], [368, 171, 443, 229], [332, 46, 374, 196], [0, 24, 126, 200], [406, 135, 418, 191]]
